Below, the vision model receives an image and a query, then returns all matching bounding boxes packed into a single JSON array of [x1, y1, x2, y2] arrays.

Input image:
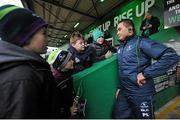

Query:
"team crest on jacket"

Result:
[[126, 45, 133, 51], [117, 49, 121, 53], [75, 57, 80, 63]]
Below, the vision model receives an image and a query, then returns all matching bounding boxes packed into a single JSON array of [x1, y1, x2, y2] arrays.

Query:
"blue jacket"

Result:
[[117, 36, 179, 96]]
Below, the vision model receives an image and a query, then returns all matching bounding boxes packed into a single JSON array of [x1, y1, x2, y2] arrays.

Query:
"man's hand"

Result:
[[136, 73, 146, 86]]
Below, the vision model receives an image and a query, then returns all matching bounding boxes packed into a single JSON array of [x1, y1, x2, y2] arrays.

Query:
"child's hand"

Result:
[[70, 104, 78, 116], [105, 51, 112, 59]]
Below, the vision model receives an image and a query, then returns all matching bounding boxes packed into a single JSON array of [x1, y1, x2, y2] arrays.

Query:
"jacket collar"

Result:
[[120, 35, 136, 46]]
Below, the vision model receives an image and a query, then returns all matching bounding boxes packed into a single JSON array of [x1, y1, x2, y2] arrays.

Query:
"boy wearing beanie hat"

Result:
[[48, 49, 78, 118], [92, 29, 117, 60], [68, 31, 97, 73], [48, 49, 74, 71], [0, 5, 60, 118]]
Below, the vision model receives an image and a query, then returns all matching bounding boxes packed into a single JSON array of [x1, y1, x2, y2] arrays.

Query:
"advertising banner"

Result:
[[84, 0, 164, 45], [164, 0, 180, 29]]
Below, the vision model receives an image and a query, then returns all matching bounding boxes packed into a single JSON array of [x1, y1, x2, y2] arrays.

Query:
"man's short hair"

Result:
[[119, 19, 135, 34], [70, 31, 83, 44]]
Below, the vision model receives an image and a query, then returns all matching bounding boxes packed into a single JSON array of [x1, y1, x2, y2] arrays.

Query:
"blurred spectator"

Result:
[[140, 11, 160, 37], [86, 32, 94, 45], [87, 36, 94, 44], [104, 31, 111, 39]]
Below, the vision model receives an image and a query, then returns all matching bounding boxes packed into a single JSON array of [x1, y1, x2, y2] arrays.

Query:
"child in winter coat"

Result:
[[92, 29, 117, 61], [48, 49, 78, 118]]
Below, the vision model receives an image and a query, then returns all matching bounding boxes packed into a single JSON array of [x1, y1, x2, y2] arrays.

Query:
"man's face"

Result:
[[72, 38, 85, 52], [117, 22, 130, 41]]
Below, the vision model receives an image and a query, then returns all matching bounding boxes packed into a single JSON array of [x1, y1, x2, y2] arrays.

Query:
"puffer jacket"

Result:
[[117, 35, 179, 96], [0, 40, 59, 118]]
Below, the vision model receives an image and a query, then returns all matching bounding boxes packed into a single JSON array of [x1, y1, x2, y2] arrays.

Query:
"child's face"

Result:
[[72, 38, 85, 52], [24, 28, 48, 54], [63, 59, 74, 70], [97, 37, 104, 44]]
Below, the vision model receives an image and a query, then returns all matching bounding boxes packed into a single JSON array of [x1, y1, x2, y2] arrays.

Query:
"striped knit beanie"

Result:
[[0, 5, 48, 46], [92, 29, 104, 42], [47, 49, 72, 70]]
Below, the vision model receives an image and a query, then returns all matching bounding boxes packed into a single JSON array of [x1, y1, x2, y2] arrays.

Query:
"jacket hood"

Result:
[[0, 40, 47, 70]]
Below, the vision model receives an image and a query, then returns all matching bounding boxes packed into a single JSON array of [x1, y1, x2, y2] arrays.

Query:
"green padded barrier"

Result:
[[73, 55, 119, 118]]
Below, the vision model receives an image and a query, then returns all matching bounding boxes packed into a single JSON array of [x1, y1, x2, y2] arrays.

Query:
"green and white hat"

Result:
[[0, 5, 48, 46], [92, 29, 104, 42], [47, 49, 72, 70]]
